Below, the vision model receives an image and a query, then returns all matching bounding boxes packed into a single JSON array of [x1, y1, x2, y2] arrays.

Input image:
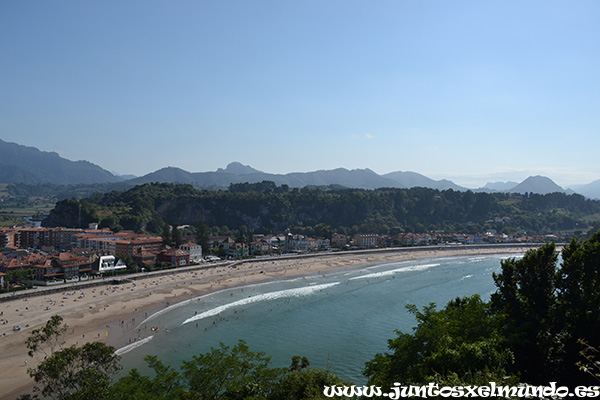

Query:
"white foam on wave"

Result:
[[135, 276, 310, 330], [115, 335, 154, 356], [349, 263, 441, 281], [461, 274, 474, 280], [181, 282, 340, 326], [469, 257, 488, 263]]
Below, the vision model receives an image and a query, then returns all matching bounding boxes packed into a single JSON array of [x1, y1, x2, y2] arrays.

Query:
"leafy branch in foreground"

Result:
[[577, 339, 600, 383], [21, 315, 121, 400], [25, 314, 68, 358]]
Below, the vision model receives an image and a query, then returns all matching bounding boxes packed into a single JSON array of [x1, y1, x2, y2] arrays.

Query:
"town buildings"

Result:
[[0, 220, 549, 288], [0, 226, 202, 284]]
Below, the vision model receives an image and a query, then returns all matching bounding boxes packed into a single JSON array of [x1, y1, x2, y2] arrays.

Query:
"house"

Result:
[[330, 233, 348, 249], [114, 235, 163, 259], [0, 252, 46, 274], [308, 238, 331, 251], [210, 236, 235, 250], [226, 243, 249, 258], [286, 234, 308, 252], [93, 255, 127, 274], [179, 242, 202, 263], [466, 233, 484, 244], [157, 248, 190, 266], [262, 235, 285, 251], [250, 240, 273, 256], [17, 227, 110, 250], [0, 229, 18, 248], [353, 233, 378, 248], [33, 252, 93, 282], [376, 235, 394, 248]]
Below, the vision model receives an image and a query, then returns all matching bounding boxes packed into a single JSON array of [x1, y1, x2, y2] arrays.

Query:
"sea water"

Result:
[[117, 254, 522, 384]]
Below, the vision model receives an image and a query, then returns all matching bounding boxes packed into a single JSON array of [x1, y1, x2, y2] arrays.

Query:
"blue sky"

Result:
[[2, 1, 599, 188]]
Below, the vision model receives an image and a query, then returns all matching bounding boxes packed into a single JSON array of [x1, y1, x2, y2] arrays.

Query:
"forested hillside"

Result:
[[42, 182, 600, 237]]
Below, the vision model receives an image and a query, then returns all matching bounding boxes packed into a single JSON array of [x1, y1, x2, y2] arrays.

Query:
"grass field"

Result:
[[0, 184, 56, 226]]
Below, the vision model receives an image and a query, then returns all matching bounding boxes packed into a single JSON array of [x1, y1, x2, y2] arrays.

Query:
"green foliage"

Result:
[[108, 356, 185, 400], [491, 243, 561, 383], [273, 358, 355, 400], [43, 182, 600, 236], [29, 342, 121, 400], [109, 340, 348, 400], [195, 220, 211, 253], [25, 315, 68, 358], [364, 295, 517, 387], [172, 226, 183, 247], [556, 231, 600, 384], [6, 268, 35, 285], [576, 340, 600, 384], [98, 213, 123, 231], [42, 198, 98, 228], [24, 315, 121, 400], [162, 224, 172, 246], [180, 340, 281, 399]]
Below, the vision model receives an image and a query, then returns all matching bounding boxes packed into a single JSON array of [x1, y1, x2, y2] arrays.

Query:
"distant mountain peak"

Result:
[[382, 170, 467, 191], [509, 175, 565, 195], [216, 162, 263, 175]]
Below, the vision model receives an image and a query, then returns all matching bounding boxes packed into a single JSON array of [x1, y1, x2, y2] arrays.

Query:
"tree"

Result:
[[28, 342, 121, 400], [161, 224, 172, 247], [98, 214, 122, 232], [42, 198, 98, 228], [556, 231, 600, 385], [364, 295, 517, 387], [272, 356, 356, 400], [235, 225, 249, 245], [195, 220, 211, 255], [6, 268, 35, 286], [23, 316, 121, 400], [108, 355, 185, 400], [180, 340, 282, 399], [25, 315, 67, 358], [491, 243, 561, 384], [172, 226, 183, 247]]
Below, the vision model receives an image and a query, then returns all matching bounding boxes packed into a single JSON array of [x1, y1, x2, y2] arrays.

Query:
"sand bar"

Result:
[[0, 244, 541, 399]]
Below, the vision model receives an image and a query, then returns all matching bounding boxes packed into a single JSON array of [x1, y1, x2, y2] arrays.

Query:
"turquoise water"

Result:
[[118, 254, 521, 384]]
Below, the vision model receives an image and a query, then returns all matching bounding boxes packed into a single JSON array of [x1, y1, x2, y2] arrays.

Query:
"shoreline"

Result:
[[0, 244, 540, 399]]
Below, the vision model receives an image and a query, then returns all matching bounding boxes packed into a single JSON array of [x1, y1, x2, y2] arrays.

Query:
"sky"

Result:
[[1, 1, 599, 188]]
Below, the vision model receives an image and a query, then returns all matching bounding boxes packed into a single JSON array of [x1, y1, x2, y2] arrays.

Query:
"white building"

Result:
[[179, 242, 203, 263], [94, 255, 127, 274], [286, 234, 309, 252]]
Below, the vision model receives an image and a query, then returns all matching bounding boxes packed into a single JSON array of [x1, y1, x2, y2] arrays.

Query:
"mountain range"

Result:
[[1, 139, 600, 199], [0, 139, 121, 184]]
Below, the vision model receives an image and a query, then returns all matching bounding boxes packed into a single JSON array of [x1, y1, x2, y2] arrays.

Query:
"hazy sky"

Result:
[[2, 1, 599, 188]]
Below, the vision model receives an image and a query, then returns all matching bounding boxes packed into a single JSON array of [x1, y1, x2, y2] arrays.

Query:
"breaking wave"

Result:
[[181, 282, 340, 325], [348, 263, 441, 281], [116, 335, 154, 356]]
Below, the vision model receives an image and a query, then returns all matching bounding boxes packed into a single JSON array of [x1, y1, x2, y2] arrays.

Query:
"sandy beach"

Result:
[[0, 244, 538, 399]]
